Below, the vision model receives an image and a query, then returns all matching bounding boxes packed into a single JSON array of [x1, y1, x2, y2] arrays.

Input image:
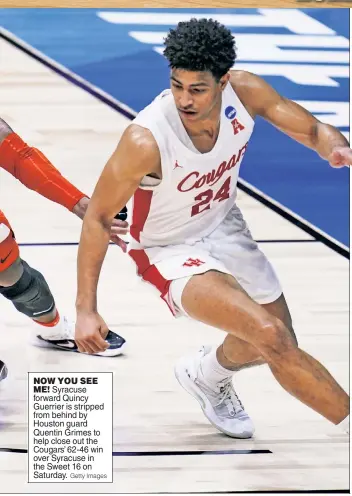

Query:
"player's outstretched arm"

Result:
[[75, 125, 160, 354], [232, 71, 351, 168], [0, 117, 89, 211]]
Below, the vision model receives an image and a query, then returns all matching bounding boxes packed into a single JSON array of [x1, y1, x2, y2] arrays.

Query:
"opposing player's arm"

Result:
[[232, 71, 351, 167], [0, 118, 88, 211], [76, 125, 160, 314]]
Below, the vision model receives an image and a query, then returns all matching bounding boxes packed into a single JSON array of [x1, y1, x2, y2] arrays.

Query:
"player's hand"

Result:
[[328, 147, 352, 168], [73, 198, 129, 252], [75, 311, 110, 354], [109, 230, 129, 253], [110, 209, 129, 253], [72, 196, 90, 219]]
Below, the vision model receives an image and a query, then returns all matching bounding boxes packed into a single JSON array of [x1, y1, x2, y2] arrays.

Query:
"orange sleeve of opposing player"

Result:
[[0, 132, 87, 211]]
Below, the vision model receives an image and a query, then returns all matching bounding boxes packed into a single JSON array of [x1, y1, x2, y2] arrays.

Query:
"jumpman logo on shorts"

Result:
[[183, 258, 205, 267]]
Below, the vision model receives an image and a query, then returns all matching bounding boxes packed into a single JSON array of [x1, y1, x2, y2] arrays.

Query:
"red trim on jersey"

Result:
[[130, 188, 153, 242], [129, 248, 175, 316]]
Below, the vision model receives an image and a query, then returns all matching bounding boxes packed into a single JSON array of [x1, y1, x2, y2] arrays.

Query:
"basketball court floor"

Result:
[[0, 27, 349, 493]]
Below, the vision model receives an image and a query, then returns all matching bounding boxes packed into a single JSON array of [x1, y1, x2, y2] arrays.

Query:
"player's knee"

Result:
[[288, 324, 298, 346], [283, 312, 298, 346], [0, 260, 55, 319], [0, 257, 23, 286], [258, 317, 298, 360]]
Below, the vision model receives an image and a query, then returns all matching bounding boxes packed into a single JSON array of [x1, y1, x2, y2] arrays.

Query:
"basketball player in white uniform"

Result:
[[75, 19, 350, 438]]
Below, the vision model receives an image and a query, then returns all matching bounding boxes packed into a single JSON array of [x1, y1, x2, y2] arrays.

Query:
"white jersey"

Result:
[[130, 83, 254, 248]]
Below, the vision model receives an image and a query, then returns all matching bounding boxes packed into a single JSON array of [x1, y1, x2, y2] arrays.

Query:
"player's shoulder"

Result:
[[229, 70, 275, 118], [113, 124, 161, 177], [228, 70, 261, 118], [121, 124, 159, 156], [229, 70, 263, 95]]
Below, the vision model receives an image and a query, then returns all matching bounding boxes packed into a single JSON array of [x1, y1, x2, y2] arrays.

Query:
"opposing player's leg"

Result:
[[178, 270, 349, 429], [0, 211, 125, 356]]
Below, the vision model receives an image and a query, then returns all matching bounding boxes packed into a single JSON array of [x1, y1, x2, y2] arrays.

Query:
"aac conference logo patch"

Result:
[[225, 106, 237, 120]]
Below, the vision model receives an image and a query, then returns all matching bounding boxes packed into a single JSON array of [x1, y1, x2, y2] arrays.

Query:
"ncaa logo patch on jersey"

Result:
[[225, 106, 237, 120]]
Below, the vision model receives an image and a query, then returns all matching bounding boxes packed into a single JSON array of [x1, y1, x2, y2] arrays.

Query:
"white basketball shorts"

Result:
[[128, 205, 282, 317]]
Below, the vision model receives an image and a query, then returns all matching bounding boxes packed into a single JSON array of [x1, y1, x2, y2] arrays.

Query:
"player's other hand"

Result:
[[111, 207, 129, 253], [73, 198, 129, 252], [75, 311, 109, 354], [328, 147, 352, 168]]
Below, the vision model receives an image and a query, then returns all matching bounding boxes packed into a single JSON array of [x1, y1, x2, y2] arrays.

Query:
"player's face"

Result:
[[171, 69, 228, 122]]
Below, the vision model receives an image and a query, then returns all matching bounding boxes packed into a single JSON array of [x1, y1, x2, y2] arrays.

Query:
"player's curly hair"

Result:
[[163, 18, 237, 81]]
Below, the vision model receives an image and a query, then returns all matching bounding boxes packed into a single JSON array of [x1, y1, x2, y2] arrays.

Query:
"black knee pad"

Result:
[[0, 260, 55, 318]]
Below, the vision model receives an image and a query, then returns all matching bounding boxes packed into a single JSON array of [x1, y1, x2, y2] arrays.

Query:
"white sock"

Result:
[[33, 313, 65, 339], [337, 415, 349, 434], [33, 311, 60, 328], [199, 347, 233, 389]]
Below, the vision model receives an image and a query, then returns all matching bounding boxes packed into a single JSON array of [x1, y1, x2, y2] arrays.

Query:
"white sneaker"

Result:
[[33, 315, 126, 357], [175, 346, 254, 438]]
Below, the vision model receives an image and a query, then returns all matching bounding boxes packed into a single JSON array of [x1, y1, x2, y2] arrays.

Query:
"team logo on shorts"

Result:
[[225, 106, 237, 119]]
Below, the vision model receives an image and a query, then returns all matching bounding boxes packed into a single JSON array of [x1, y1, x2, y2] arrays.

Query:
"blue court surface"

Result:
[[0, 8, 349, 249]]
